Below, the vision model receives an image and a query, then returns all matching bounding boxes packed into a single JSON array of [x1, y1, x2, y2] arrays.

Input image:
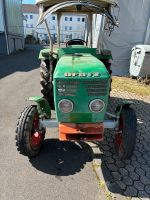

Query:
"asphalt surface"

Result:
[[0, 46, 102, 200], [1, 45, 150, 200]]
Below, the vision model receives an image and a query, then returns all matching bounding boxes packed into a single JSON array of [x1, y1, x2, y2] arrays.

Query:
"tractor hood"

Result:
[[54, 54, 110, 79], [53, 53, 110, 123]]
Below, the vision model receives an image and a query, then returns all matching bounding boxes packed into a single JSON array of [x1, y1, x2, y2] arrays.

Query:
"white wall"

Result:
[[5, 0, 24, 35], [0, 1, 4, 32]]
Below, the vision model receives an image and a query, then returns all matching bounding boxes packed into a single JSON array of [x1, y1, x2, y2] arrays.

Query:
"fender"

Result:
[[29, 96, 51, 119], [114, 100, 133, 131], [115, 100, 133, 117]]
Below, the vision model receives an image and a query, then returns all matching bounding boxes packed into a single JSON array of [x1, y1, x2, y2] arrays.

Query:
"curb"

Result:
[[87, 142, 131, 200]]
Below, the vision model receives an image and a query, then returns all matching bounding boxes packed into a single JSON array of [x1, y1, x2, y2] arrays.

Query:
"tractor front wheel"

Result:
[[114, 107, 137, 160], [15, 105, 45, 157]]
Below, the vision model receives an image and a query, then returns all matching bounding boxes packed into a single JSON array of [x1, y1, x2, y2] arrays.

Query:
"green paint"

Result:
[[38, 49, 58, 60], [38, 45, 112, 123], [29, 96, 51, 118], [39, 46, 112, 60], [53, 53, 110, 123], [39, 49, 50, 59], [54, 54, 109, 78], [58, 45, 97, 58]]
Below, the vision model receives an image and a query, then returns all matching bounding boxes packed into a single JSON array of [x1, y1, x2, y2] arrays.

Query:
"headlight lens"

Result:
[[58, 99, 73, 113], [89, 99, 105, 112]]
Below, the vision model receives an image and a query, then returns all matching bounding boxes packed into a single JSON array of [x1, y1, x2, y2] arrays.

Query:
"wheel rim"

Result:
[[30, 114, 42, 149], [115, 116, 124, 155]]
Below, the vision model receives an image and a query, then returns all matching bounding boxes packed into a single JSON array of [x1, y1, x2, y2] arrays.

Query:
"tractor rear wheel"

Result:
[[40, 59, 55, 109], [114, 107, 137, 160], [15, 105, 45, 157]]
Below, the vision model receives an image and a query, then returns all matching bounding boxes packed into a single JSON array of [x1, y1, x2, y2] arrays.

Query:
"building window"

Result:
[[77, 17, 80, 22], [65, 17, 68, 21], [65, 26, 67, 30], [26, 24, 28, 28], [77, 34, 80, 39], [70, 17, 72, 21], [30, 15, 33, 19], [69, 26, 72, 30], [52, 16, 55, 20], [82, 18, 85, 22], [30, 24, 33, 28], [25, 15, 28, 20]]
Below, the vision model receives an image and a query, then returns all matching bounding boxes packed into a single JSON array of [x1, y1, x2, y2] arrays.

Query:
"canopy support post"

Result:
[[88, 13, 93, 48], [97, 15, 105, 53], [44, 19, 53, 52], [57, 13, 61, 48], [144, 18, 150, 44], [84, 15, 89, 45]]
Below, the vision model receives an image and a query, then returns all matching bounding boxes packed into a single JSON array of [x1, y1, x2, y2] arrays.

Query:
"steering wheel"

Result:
[[66, 39, 87, 47]]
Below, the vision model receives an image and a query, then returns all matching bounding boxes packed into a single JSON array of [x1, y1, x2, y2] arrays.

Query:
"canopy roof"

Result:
[[36, 0, 117, 12], [36, 0, 118, 25]]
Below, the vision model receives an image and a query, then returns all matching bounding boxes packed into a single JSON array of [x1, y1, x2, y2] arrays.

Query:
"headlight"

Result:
[[58, 99, 73, 113], [89, 99, 105, 113]]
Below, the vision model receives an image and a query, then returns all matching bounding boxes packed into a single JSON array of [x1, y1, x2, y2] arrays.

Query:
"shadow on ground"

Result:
[[93, 97, 150, 199], [27, 95, 150, 198], [0, 45, 42, 79], [29, 139, 93, 176]]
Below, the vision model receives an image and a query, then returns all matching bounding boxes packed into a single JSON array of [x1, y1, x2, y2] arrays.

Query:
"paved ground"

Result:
[[0, 45, 150, 200], [0, 46, 102, 200], [94, 90, 150, 199]]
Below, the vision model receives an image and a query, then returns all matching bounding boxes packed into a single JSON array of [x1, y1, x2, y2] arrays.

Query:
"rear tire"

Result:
[[15, 105, 45, 157], [40, 59, 55, 109], [114, 107, 137, 160]]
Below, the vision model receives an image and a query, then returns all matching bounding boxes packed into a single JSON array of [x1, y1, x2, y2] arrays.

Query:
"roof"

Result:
[[37, 0, 118, 25], [22, 4, 39, 13], [36, 0, 117, 8]]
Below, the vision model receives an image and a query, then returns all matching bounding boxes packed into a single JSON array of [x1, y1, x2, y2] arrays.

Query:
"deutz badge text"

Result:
[[64, 72, 100, 77]]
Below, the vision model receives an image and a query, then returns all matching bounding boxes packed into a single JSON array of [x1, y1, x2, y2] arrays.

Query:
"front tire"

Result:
[[114, 107, 137, 160], [15, 105, 45, 157]]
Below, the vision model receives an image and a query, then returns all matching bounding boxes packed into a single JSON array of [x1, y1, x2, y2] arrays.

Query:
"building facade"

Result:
[[23, 4, 86, 42], [0, 0, 24, 55]]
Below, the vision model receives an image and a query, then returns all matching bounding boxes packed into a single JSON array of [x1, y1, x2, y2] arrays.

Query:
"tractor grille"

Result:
[[57, 80, 79, 96], [83, 80, 107, 96], [56, 79, 108, 97]]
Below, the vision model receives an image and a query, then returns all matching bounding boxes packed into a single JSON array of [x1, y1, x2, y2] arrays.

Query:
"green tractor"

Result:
[[16, 0, 137, 159]]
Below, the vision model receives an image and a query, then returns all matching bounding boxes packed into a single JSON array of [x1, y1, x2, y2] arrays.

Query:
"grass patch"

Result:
[[112, 76, 150, 97]]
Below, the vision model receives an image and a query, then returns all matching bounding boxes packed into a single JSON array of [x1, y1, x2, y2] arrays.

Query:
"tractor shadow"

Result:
[[29, 139, 93, 176], [92, 96, 150, 198], [29, 96, 150, 198]]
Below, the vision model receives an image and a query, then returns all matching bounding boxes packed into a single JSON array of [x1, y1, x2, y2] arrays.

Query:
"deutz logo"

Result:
[[64, 72, 100, 77]]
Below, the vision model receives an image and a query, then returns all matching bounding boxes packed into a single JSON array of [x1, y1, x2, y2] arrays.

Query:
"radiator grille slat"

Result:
[[56, 79, 107, 96]]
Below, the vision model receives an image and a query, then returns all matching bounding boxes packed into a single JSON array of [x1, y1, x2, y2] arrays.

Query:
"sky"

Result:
[[23, 0, 36, 4]]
